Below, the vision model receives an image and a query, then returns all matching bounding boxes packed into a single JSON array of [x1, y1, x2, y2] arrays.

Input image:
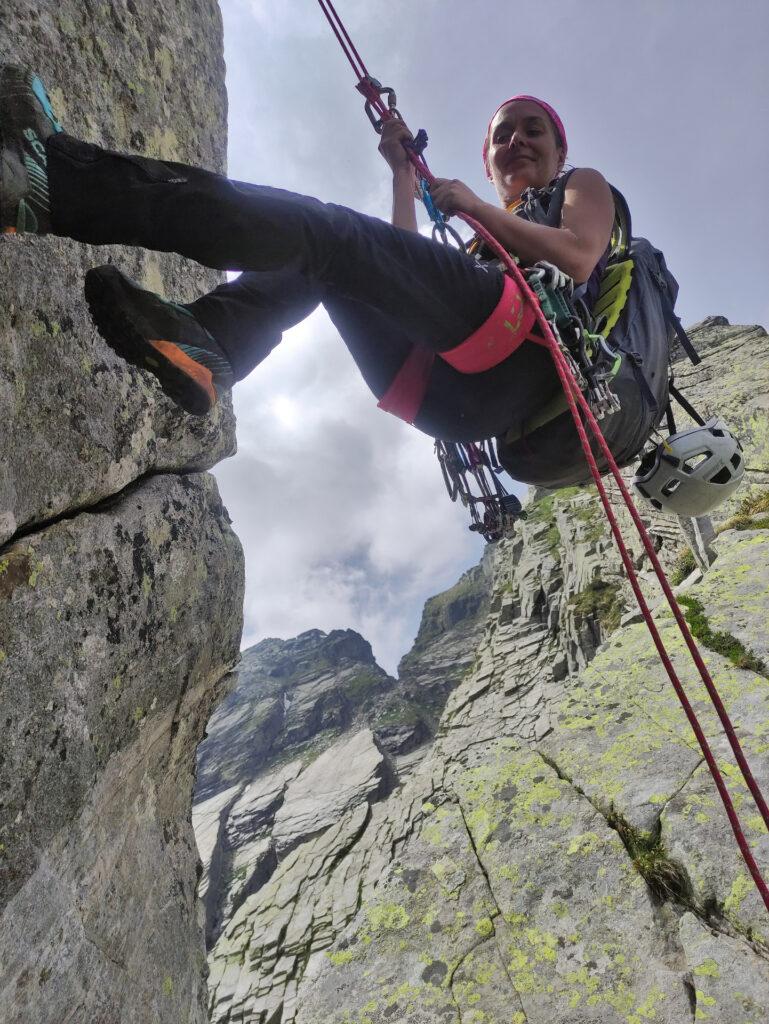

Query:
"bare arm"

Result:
[[431, 168, 615, 283], [378, 120, 418, 233]]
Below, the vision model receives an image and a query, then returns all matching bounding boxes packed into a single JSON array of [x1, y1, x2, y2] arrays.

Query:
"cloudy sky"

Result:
[[212, 0, 769, 674]]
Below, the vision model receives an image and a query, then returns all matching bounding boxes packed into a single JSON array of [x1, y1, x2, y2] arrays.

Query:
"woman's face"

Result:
[[486, 100, 565, 204]]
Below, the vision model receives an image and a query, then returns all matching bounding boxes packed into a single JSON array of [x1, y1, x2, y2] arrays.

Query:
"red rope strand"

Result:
[[316, 0, 370, 80]]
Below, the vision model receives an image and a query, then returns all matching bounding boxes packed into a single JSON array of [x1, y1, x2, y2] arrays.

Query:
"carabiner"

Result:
[[356, 76, 400, 133], [431, 222, 467, 251]]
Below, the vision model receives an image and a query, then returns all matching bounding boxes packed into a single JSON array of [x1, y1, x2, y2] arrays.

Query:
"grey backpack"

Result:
[[495, 171, 699, 489]]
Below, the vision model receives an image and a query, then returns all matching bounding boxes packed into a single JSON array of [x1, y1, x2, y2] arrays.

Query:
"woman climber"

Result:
[[1, 64, 670, 490]]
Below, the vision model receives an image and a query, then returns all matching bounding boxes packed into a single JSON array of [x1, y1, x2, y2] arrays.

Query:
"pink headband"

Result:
[[482, 95, 567, 177]]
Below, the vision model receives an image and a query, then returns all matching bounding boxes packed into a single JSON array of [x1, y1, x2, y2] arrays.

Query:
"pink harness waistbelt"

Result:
[[377, 274, 537, 423]]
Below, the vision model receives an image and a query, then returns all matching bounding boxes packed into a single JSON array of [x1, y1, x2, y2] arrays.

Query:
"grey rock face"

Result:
[[0, 474, 243, 1023], [397, 547, 494, 722], [272, 729, 396, 857], [203, 323, 769, 1023], [0, 0, 233, 550], [1, 4, 242, 1022]]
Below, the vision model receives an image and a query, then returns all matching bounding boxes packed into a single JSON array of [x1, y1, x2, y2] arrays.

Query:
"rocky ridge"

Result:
[[0, 5, 243, 1023], [199, 319, 769, 1023], [194, 569, 493, 950]]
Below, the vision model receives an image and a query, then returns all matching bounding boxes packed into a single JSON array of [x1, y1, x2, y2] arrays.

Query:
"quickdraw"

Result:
[[435, 440, 525, 542], [314, 0, 769, 914]]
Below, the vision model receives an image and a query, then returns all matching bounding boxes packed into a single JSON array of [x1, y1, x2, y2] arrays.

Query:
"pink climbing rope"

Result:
[[315, 0, 769, 914]]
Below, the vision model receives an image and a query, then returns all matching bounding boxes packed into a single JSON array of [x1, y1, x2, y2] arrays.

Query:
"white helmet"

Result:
[[633, 417, 745, 517]]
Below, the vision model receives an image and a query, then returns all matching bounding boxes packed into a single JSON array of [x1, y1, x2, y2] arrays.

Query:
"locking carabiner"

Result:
[[355, 76, 401, 133]]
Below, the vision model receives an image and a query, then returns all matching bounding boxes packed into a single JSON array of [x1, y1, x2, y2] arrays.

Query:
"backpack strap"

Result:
[[522, 168, 576, 227], [668, 381, 706, 425], [607, 186, 632, 262], [665, 379, 707, 436], [654, 275, 701, 365]]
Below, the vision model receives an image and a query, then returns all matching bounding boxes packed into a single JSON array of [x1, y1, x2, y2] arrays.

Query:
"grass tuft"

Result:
[[670, 547, 697, 586], [569, 580, 623, 635], [717, 488, 769, 534], [605, 807, 692, 904]]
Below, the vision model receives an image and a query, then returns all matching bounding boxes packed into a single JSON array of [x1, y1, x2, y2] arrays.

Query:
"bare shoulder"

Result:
[[561, 167, 614, 237], [561, 164, 610, 200], [563, 167, 612, 199]]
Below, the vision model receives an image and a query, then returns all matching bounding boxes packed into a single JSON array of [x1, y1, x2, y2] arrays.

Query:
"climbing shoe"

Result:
[[0, 64, 62, 234], [84, 264, 234, 416]]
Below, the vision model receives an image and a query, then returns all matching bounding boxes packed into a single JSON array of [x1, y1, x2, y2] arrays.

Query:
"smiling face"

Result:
[[486, 99, 565, 205]]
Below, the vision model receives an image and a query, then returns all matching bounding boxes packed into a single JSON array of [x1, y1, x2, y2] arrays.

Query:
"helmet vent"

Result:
[[638, 450, 659, 476], [709, 467, 733, 485], [711, 428, 725, 437], [661, 479, 681, 497], [682, 451, 711, 473], [731, 453, 742, 469]]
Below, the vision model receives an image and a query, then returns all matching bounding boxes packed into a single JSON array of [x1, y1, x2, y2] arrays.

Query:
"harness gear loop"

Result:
[[315, 0, 769, 915]]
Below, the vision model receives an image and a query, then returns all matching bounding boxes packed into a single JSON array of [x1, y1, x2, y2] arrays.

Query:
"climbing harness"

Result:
[[314, 0, 769, 915]]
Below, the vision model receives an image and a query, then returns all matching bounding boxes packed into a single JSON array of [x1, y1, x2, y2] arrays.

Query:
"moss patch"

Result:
[[678, 595, 768, 676]]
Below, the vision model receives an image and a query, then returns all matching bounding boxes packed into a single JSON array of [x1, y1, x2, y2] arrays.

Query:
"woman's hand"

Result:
[[430, 178, 484, 219], [378, 119, 415, 175]]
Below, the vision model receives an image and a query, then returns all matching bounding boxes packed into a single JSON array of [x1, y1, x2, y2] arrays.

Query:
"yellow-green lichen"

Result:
[[627, 986, 666, 1022], [692, 958, 720, 979], [724, 872, 753, 916], [567, 831, 606, 857], [327, 949, 357, 967], [366, 901, 409, 932], [430, 857, 465, 899], [474, 916, 494, 938]]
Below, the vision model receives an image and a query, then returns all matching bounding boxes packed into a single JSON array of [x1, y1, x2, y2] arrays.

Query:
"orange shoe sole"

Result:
[[148, 339, 217, 410]]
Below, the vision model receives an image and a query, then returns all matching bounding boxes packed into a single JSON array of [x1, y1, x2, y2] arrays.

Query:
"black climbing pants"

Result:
[[47, 134, 560, 441]]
